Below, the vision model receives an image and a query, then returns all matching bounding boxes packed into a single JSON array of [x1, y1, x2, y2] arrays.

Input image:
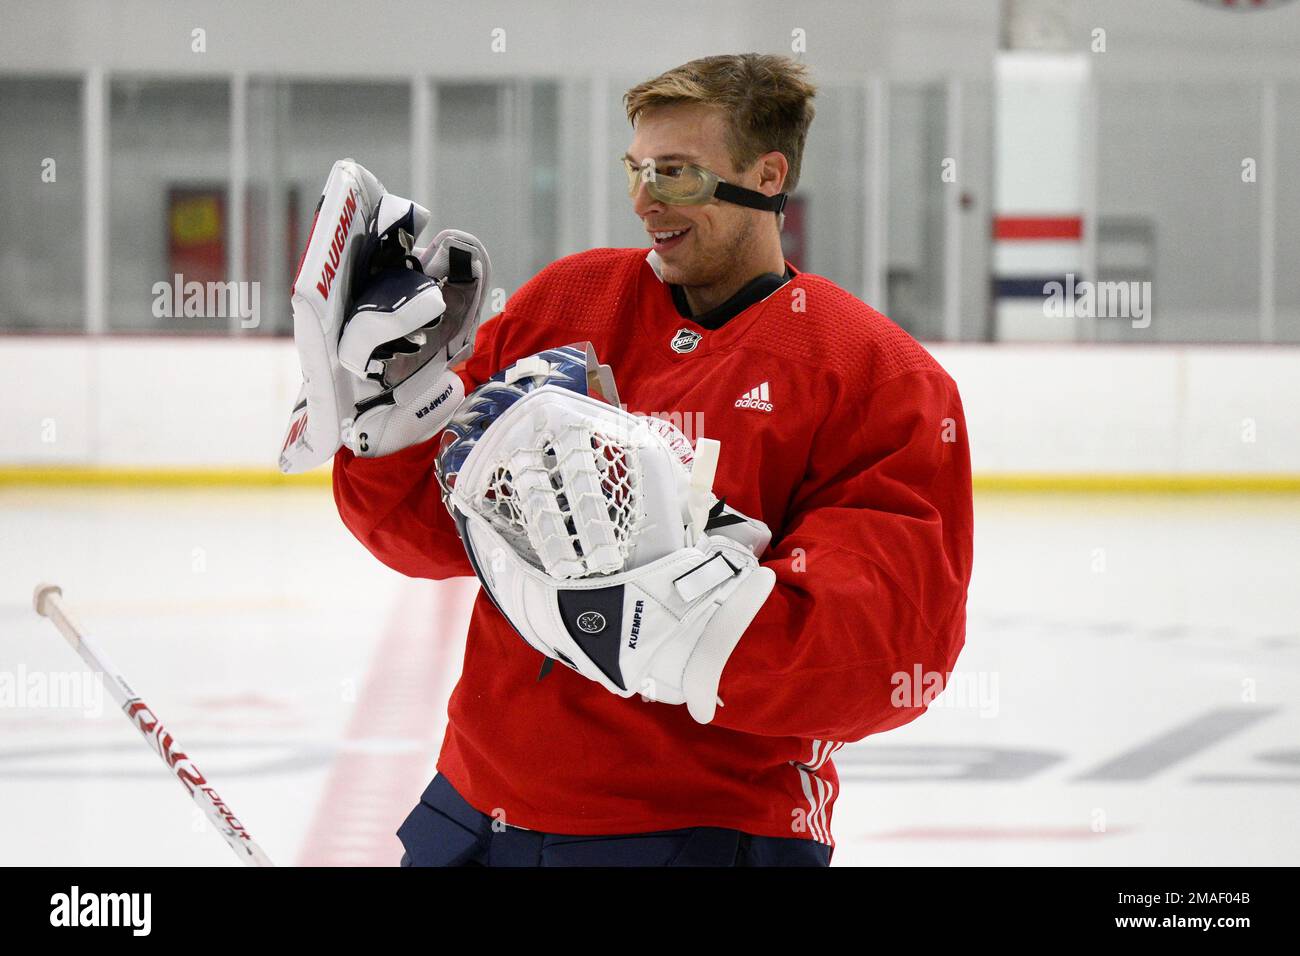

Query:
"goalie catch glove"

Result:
[[435, 343, 776, 724], [278, 160, 491, 472]]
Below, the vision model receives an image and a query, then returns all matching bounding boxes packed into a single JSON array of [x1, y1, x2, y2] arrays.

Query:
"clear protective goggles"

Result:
[[622, 157, 787, 214]]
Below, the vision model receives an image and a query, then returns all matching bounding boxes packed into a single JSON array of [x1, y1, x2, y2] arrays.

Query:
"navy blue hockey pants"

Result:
[[397, 774, 832, 867]]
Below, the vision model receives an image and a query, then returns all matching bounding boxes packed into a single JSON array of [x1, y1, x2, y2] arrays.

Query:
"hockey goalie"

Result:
[[279, 53, 974, 866]]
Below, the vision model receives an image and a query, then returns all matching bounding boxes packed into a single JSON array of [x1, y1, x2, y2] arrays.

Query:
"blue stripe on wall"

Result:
[[994, 276, 1088, 299]]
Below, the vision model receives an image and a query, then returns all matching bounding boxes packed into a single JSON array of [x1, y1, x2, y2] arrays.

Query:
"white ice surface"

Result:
[[1, 487, 1296, 866]]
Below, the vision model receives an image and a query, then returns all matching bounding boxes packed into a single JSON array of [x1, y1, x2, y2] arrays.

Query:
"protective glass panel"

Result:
[[435, 81, 560, 306], [108, 79, 230, 332], [1095, 81, 1262, 343], [0, 78, 85, 331], [887, 84, 948, 341]]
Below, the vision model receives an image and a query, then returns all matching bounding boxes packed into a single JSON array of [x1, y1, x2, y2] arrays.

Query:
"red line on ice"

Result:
[[294, 578, 475, 867]]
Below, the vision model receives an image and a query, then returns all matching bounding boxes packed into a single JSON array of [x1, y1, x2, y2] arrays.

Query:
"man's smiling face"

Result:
[[625, 102, 760, 289]]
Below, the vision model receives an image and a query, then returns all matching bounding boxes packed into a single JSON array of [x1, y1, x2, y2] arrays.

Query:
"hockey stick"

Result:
[[687, 436, 721, 544], [32, 583, 275, 867]]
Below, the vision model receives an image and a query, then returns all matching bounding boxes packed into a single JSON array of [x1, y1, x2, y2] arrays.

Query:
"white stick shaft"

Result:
[[688, 437, 721, 543], [33, 584, 274, 867]]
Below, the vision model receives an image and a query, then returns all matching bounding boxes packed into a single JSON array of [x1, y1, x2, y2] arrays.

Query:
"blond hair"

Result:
[[624, 54, 817, 192]]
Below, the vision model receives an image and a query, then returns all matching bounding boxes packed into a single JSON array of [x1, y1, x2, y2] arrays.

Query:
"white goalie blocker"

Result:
[[279, 159, 490, 471], [279, 160, 385, 472], [436, 344, 776, 723]]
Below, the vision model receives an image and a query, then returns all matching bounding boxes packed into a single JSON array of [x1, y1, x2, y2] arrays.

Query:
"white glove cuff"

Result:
[[682, 564, 776, 723], [348, 365, 465, 458]]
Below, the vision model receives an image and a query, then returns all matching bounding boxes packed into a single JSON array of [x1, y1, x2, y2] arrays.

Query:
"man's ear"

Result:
[[755, 150, 789, 196]]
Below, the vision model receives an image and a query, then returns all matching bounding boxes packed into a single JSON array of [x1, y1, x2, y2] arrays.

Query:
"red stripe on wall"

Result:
[[993, 216, 1083, 240]]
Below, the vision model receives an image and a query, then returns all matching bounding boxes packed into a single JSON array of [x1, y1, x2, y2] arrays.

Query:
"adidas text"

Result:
[[734, 382, 773, 413]]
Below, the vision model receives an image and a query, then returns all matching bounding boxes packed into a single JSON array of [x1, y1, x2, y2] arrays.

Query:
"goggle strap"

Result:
[[713, 181, 788, 214]]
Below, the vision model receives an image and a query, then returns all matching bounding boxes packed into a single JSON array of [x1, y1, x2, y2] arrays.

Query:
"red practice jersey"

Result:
[[333, 248, 974, 847]]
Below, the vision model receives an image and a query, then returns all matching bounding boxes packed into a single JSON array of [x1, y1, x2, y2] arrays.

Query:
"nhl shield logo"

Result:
[[670, 328, 702, 353]]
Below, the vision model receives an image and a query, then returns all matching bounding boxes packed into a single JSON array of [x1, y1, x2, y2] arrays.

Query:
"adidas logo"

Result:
[[734, 382, 773, 413]]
